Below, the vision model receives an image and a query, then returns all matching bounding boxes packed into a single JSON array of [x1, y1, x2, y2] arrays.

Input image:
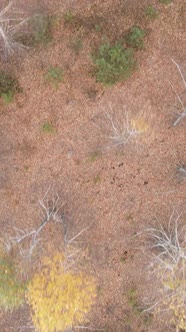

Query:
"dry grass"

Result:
[[144, 211, 186, 331], [105, 106, 149, 150]]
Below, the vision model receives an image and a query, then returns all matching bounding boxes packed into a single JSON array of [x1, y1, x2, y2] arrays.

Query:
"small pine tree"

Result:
[[27, 252, 96, 332]]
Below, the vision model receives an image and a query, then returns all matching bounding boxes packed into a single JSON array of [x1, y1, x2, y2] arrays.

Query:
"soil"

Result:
[[0, 0, 186, 331]]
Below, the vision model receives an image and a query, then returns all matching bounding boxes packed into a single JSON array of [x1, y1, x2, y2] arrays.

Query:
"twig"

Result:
[[171, 58, 186, 89], [68, 227, 89, 244], [170, 59, 186, 126]]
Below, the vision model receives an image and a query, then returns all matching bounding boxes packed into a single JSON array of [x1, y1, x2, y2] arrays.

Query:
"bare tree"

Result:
[[143, 211, 186, 331], [0, 1, 29, 59]]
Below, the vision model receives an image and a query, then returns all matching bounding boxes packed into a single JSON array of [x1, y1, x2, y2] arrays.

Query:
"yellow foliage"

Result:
[[159, 261, 186, 331], [27, 252, 96, 332], [130, 118, 149, 133]]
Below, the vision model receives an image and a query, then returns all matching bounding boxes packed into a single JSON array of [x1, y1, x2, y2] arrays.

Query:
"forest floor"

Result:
[[0, 0, 186, 331]]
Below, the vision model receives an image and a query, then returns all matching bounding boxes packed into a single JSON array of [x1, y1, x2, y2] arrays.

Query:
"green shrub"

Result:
[[41, 121, 56, 134], [0, 256, 26, 311], [45, 66, 63, 88], [95, 24, 102, 32], [0, 71, 21, 103], [64, 10, 74, 24], [92, 41, 136, 86], [145, 5, 159, 19], [159, 0, 173, 4], [126, 26, 145, 50]]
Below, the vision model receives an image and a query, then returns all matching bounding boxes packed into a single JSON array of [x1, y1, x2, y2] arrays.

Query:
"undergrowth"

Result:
[[126, 26, 145, 50], [0, 71, 21, 103], [145, 6, 159, 19], [0, 255, 26, 311], [44, 66, 63, 88], [41, 121, 56, 134], [64, 10, 74, 24], [92, 41, 136, 85], [159, 0, 173, 4]]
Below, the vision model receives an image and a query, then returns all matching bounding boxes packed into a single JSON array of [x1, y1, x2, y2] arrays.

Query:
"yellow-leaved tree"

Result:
[[27, 252, 96, 332]]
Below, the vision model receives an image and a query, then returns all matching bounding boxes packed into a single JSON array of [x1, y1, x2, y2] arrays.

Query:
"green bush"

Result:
[[0, 71, 21, 103], [92, 41, 136, 86], [145, 5, 159, 19], [0, 256, 26, 311], [44, 66, 64, 88], [126, 26, 145, 50], [41, 121, 56, 134], [159, 0, 173, 4], [64, 10, 74, 24]]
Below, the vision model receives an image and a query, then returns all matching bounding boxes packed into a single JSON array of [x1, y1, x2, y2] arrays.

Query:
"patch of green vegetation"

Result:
[[1, 90, 14, 104], [92, 41, 136, 86], [24, 165, 30, 171], [145, 5, 159, 19], [87, 151, 102, 163], [127, 288, 138, 307], [0, 256, 26, 311], [124, 315, 132, 329], [127, 288, 143, 315], [0, 71, 21, 104], [41, 121, 56, 134], [159, 0, 173, 4], [70, 37, 83, 55], [93, 175, 101, 184], [125, 288, 153, 327], [29, 14, 54, 45], [95, 24, 102, 32], [126, 26, 145, 50], [64, 10, 74, 24], [45, 66, 64, 88]]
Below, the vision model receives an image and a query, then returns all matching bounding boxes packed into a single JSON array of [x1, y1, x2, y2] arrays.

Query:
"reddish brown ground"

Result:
[[0, 0, 186, 331]]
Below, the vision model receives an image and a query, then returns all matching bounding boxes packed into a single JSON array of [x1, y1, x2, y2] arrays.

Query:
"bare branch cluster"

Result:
[[144, 211, 186, 330], [105, 106, 147, 149], [1, 189, 65, 259], [171, 59, 186, 126], [0, 1, 29, 59], [1, 189, 88, 263]]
